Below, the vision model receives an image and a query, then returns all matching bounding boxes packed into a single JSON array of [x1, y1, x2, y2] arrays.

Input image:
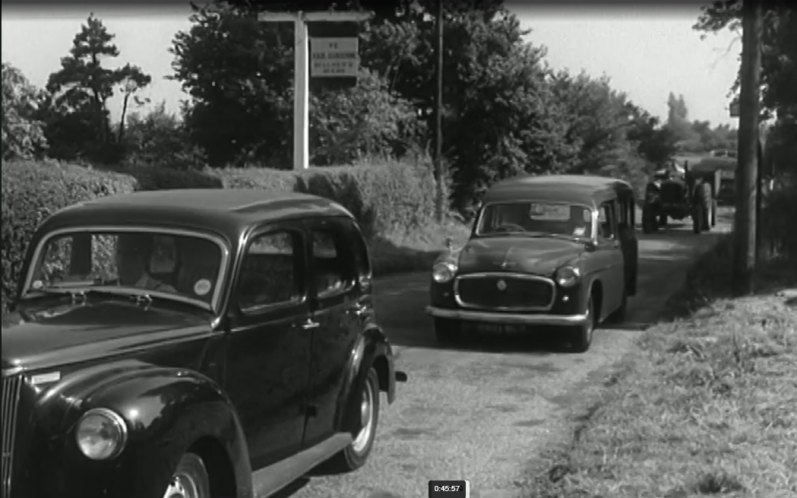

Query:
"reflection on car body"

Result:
[[427, 174, 639, 352], [1, 189, 406, 498]]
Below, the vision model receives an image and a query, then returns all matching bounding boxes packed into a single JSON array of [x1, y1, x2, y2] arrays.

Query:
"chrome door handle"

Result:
[[301, 318, 320, 330], [350, 303, 368, 317]]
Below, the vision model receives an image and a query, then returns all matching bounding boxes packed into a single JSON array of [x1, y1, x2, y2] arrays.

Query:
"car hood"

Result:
[[2, 298, 212, 373], [457, 236, 583, 276]]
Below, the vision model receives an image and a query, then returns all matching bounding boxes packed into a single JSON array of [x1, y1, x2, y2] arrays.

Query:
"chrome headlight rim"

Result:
[[555, 265, 581, 288], [75, 407, 128, 461], [432, 261, 457, 284]]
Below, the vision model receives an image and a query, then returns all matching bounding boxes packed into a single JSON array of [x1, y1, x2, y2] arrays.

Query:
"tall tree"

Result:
[[1, 62, 49, 160], [45, 14, 150, 160]]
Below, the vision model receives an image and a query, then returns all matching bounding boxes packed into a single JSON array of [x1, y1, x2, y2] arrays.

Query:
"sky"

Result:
[[1, 1, 741, 128]]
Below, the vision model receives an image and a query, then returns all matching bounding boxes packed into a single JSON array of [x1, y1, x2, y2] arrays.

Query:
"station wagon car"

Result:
[[1, 189, 406, 498], [426, 175, 638, 352]]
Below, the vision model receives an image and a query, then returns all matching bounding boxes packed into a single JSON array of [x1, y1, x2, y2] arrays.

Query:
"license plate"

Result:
[[471, 322, 525, 334]]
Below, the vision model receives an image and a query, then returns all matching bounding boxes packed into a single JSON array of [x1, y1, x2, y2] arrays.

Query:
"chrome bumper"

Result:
[[425, 306, 587, 326]]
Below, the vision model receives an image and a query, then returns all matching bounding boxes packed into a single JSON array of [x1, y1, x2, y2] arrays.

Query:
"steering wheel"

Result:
[[494, 223, 526, 233]]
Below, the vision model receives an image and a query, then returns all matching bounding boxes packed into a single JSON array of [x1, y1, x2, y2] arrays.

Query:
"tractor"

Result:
[[642, 159, 721, 235]]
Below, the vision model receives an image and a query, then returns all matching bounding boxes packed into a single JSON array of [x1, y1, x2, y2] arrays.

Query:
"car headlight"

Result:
[[75, 408, 128, 460], [432, 262, 457, 283], [555, 266, 581, 288]]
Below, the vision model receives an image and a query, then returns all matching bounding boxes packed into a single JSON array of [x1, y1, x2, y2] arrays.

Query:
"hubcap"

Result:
[[351, 381, 374, 453], [163, 473, 198, 498]]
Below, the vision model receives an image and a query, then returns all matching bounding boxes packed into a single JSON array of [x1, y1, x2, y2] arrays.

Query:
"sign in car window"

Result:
[[529, 203, 570, 221]]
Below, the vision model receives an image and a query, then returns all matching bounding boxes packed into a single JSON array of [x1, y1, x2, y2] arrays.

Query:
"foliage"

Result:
[[43, 14, 151, 162], [309, 69, 424, 166], [1, 62, 49, 160], [1, 160, 137, 313], [123, 102, 204, 169]]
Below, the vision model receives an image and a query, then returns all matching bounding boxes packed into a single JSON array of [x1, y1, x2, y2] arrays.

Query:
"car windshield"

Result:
[[25, 229, 225, 310], [476, 201, 593, 238]]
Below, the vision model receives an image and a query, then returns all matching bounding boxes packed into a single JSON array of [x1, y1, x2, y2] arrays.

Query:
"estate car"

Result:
[[1, 189, 406, 498], [426, 175, 638, 352]]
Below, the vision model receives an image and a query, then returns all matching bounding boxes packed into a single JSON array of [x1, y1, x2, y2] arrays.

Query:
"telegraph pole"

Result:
[[732, 0, 762, 295], [433, 0, 445, 223]]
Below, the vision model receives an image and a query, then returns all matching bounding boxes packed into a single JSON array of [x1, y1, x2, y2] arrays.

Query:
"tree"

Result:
[[1, 62, 49, 160], [666, 92, 699, 147], [45, 14, 150, 161]]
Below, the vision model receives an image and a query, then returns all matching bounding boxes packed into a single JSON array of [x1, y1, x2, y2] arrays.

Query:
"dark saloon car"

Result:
[[426, 175, 638, 352], [1, 189, 406, 498]]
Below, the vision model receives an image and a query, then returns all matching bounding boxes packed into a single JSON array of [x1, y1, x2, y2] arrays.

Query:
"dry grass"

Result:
[[523, 236, 797, 498]]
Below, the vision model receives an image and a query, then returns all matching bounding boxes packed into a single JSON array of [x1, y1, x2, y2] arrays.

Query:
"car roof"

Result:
[[483, 174, 634, 206], [36, 189, 355, 244]]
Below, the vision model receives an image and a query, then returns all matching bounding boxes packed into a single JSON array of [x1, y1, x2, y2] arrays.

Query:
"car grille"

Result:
[[2, 374, 22, 498], [454, 273, 555, 311]]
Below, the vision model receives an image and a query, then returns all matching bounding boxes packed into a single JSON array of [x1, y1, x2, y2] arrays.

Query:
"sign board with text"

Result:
[[310, 37, 359, 78]]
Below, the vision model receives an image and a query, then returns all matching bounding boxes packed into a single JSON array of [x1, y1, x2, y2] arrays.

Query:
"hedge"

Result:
[[1, 158, 439, 315], [1, 160, 138, 312]]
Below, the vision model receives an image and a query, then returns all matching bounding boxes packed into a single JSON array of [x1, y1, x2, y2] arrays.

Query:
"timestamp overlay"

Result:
[[429, 480, 470, 498]]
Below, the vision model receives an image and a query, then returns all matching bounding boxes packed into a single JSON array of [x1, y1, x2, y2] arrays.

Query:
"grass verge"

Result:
[[369, 218, 471, 277], [522, 234, 797, 498]]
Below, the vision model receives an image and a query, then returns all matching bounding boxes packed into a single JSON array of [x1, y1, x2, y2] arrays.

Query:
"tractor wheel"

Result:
[[699, 182, 712, 232], [658, 213, 667, 227]]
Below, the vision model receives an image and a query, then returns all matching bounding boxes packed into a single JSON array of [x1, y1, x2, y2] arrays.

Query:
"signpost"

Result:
[[258, 11, 372, 171]]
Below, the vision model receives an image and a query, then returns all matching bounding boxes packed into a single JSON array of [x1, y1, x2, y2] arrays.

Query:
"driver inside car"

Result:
[[115, 234, 176, 293]]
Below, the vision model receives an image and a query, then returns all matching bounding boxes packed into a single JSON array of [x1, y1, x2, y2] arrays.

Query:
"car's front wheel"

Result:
[[163, 452, 210, 498], [328, 367, 380, 472], [570, 294, 595, 353], [434, 318, 461, 344]]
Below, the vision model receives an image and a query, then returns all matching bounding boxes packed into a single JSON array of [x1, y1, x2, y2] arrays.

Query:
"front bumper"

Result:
[[426, 306, 587, 326]]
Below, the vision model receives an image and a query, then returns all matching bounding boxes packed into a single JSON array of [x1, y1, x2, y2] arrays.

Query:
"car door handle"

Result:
[[350, 303, 368, 317], [300, 318, 320, 330]]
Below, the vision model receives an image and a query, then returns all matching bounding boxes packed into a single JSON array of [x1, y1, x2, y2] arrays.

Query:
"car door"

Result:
[[224, 224, 313, 469], [595, 200, 625, 317], [301, 217, 364, 448], [616, 195, 639, 295]]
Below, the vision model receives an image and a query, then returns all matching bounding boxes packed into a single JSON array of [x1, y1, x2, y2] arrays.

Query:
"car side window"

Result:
[[238, 231, 301, 312], [311, 229, 354, 297], [598, 202, 616, 239]]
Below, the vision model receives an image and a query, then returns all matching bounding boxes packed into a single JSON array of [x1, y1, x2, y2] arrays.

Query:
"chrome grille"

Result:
[[2, 374, 22, 498], [454, 273, 555, 311]]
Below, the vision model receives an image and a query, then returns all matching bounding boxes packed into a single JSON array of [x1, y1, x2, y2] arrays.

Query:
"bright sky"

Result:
[[1, 2, 741, 127]]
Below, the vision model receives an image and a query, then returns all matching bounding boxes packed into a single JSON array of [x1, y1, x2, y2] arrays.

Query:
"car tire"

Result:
[[434, 318, 460, 344], [327, 367, 380, 472], [162, 452, 211, 498], [711, 199, 718, 227], [570, 294, 595, 353], [607, 286, 627, 324]]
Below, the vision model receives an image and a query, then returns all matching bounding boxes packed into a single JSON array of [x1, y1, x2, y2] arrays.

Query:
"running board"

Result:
[[251, 433, 353, 497]]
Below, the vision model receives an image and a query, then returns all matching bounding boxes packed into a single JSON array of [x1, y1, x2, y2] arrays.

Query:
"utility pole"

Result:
[[258, 10, 372, 171], [433, 0, 445, 223], [732, 0, 762, 296]]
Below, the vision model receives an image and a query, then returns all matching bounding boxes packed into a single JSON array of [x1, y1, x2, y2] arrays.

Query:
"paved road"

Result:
[[276, 214, 732, 498]]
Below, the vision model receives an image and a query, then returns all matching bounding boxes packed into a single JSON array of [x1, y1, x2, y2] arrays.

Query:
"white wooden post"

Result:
[[294, 14, 309, 171], [258, 11, 373, 171]]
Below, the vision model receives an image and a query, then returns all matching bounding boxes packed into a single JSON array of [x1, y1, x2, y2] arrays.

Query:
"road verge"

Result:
[[522, 234, 797, 497]]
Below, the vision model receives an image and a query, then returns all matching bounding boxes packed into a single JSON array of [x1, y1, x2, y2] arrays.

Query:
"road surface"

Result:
[[275, 214, 731, 498]]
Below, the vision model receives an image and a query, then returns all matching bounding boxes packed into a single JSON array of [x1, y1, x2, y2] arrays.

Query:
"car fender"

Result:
[[27, 359, 253, 498], [334, 325, 396, 432]]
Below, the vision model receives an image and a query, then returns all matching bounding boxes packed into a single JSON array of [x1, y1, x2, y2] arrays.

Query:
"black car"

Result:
[[1, 189, 406, 498]]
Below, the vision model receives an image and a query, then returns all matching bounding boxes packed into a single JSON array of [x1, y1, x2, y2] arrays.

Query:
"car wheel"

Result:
[[328, 367, 380, 472], [434, 318, 460, 344], [570, 294, 595, 353], [711, 199, 718, 226], [607, 286, 627, 324], [162, 452, 210, 498]]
